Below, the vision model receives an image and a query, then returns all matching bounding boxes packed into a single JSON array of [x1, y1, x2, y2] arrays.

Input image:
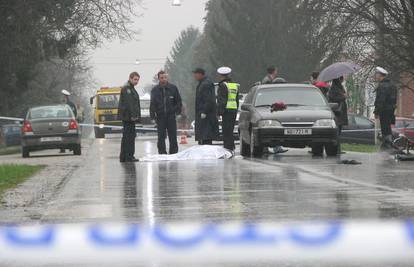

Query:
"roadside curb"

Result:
[[0, 138, 95, 222]]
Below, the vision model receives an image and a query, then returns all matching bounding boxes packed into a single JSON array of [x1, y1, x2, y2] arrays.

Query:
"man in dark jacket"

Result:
[[374, 67, 398, 150], [216, 67, 239, 152], [118, 72, 141, 163], [150, 70, 182, 155], [193, 68, 219, 145]]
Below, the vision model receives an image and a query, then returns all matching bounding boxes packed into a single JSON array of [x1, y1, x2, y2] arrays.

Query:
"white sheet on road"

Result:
[[140, 145, 233, 162]]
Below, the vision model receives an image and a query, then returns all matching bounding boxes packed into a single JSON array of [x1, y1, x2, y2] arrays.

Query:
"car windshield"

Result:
[[255, 87, 327, 107], [29, 106, 72, 119], [97, 94, 120, 109]]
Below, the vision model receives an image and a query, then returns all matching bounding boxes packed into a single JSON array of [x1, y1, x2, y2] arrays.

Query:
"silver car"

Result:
[[21, 105, 82, 158]]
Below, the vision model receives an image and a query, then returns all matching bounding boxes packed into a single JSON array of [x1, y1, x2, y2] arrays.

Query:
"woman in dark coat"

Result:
[[328, 77, 349, 131], [194, 70, 219, 144]]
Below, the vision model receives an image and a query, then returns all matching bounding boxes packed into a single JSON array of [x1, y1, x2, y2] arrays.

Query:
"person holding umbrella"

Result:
[[328, 76, 349, 148], [318, 62, 360, 154]]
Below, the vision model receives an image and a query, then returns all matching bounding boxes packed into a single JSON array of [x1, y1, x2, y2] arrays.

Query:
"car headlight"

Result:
[[258, 120, 282, 128], [314, 119, 336, 128]]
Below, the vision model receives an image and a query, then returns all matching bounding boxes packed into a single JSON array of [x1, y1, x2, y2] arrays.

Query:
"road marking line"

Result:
[[247, 158, 414, 195]]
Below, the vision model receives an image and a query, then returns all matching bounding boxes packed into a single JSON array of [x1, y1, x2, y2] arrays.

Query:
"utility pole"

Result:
[[374, 0, 386, 145], [375, 0, 385, 67]]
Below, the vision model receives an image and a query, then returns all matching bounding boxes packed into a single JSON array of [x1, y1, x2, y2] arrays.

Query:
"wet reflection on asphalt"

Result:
[[7, 136, 414, 267]]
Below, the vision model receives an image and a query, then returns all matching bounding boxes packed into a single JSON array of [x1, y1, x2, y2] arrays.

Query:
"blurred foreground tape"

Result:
[[0, 221, 414, 264]]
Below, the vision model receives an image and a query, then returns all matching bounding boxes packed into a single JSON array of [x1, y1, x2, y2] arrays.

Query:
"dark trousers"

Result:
[[198, 140, 212, 145], [157, 115, 178, 155], [379, 110, 394, 137], [338, 125, 343, 153], [120, 121, 137, 162], [222, 111, 237, 151]]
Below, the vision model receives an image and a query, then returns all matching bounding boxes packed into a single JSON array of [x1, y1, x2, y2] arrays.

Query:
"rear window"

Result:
[[395, 120, 405, 128], [29, 106, 72, 119], [97, 94, 120, 109], [255, 87, 327, 107], [406, 120, 414, 129]]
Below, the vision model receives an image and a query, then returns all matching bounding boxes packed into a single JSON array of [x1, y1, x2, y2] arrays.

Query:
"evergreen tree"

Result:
[[165, 27, 201, 120]]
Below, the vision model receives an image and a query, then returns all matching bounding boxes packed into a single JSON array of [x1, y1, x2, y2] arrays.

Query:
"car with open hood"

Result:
[[239, 84, 339, 157]]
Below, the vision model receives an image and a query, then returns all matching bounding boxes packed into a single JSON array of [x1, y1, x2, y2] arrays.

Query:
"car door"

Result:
[[354, 115, 376, 144], [238, 88, 256, 143], [341, 114, 357, 143], [404, 119, 414, 139]]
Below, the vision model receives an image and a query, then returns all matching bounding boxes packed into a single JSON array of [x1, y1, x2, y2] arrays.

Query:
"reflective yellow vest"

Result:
[[224, 82, 240, 110]]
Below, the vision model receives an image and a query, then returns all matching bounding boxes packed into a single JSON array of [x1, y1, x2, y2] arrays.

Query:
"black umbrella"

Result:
[[318, 62, 361, 82]]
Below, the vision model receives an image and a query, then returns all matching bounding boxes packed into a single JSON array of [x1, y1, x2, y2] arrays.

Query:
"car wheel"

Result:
[[250, 132, 263, 157], [240, 139, 250, 157], [73, 145, 82, 156], [94, 128, 105, 139], [325, 143, 339, 157], [22, 147, 30, 158], [311, 144, 324, 156]]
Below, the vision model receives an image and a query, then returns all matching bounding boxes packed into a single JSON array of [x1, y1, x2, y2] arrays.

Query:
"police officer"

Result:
[[150, 70, 182, 155], [62, 90, 77, 117], [61, 90, 77, 153], [118, 72, 141, 163], [374, 67, 398, 151], [216, 67, 239, 152]]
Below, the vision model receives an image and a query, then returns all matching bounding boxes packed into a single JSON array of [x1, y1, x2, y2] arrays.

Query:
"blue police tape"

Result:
[[89, 224, 139, 246], [1, 222, 414, 264], [1, 221, 413, 248], [406, 220, 414, 242], [5, 226, 54, 247]]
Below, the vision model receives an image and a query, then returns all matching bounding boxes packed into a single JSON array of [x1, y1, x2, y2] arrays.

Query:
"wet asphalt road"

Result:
[[2, 134, 414, 266], [34, 135, 414, 223]]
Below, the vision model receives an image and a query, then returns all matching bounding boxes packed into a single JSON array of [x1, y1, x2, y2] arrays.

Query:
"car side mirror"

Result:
[[329, 103, 339, 111], [241, 104, 252, 111]]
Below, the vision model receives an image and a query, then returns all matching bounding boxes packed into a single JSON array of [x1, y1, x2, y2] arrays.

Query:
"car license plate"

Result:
[[40, 137, 62, 142], [284, 129, 312, 135]]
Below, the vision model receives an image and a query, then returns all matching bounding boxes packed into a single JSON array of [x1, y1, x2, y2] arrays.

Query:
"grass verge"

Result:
[[0, 146, 21, 156], [0, 164, 44, 196], [342, 143, 380, 153]]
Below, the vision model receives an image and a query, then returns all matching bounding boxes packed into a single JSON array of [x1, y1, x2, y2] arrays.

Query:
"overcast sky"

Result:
[[90, 0, 208, 92]]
